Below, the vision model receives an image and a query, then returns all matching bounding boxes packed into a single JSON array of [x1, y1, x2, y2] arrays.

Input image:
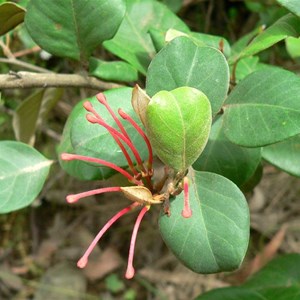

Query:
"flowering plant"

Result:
[[59, 86, 249, 278]]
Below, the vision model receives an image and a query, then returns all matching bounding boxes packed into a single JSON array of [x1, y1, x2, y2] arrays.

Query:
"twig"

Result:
[[0, 71, 123, 90], [0, 57, 52, 73]]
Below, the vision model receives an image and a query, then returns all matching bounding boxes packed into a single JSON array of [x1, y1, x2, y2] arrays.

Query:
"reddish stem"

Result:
[[118, 108, 153, 173], [66, 187, 121, 203], [77, 203, 139, 269], [125, 205, 150, 279], [61, 153, 142, 186], [181, 177, 192, 218], [86, 115, 145, 172], [96, 93, 131, 141], [84, 101, 139, 176]]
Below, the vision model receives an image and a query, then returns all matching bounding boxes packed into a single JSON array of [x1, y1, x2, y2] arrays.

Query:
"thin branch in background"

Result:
[[0, 72, 123, 90], [0, 57, 52, 73]]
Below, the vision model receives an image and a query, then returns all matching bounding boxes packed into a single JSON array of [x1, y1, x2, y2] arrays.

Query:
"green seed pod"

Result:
[[145, 86, 212, 171]]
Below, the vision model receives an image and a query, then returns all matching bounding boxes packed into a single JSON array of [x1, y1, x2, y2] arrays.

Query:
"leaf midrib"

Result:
[[0, 160, 52, 180]]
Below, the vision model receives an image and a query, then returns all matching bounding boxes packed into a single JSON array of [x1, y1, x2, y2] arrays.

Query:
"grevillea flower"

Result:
[[61, 92, 191, 279]]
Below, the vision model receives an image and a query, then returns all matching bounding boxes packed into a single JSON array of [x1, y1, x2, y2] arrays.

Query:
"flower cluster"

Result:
[[61, 92, 191, 279]]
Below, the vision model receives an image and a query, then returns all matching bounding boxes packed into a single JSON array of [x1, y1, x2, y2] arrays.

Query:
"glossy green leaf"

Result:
[[262, 135, 300, 177], [223, 68, 300, 147], [146, 36, 230, 116], [0, 2, 25, 36], [25, 0, 126, 61], [89, 57, 138, 82], [277, 0, 300, 17], [159, 170, 249, 273], [13, 88, 63, 145], [0, 141, 52, 213], [232, 14, 300, 62], [58, 88, 148, 180], [103, 0, 189, 74], [146, 87, 212, 171], [194, 117, 261, 187]]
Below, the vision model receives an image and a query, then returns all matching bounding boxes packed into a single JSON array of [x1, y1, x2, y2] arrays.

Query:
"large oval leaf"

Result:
[[159, 170, 249, 273], [194, 117, 261, 187], [223, 68, 300, 147], [25, 0, 126, 61], [59, 88, 148, 180], [146, 36, 230, 115], [103, 0, 189, 74], [262, 135, 300, 177], [0, 141, 52, 213], [146, 87, 212, 171]]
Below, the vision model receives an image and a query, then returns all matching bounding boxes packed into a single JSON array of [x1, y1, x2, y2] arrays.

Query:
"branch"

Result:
[[0, 71, 123, 90]]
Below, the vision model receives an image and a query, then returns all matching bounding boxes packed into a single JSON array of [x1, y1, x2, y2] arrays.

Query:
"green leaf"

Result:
[[277, 0, 300, 17], [193, 117, 261, 187], [0, 2, 25, 36], [223, 68, 300, 147], [231, 14, 300, 62], [12, 88, 63, 145], [146, 87, 212, 171], [286, 36, 300, 58], [262, 135, 300, 177], [165, 29, 231, 58], [0, 141, 52, 213], [25, 0, 126, 61], [244, 254, 300, 289], [57, 108, 103, 181], [234, 56, 260, 82], [195, 287, 265, 300], [161, 0, 183, 13], [196, 254, 300, 299], [159, 170, 250, 274], [196, 286, 300, 300], [58, 88, 148, 180], [89, 57, 138, 82], [103, 0, 189, 74], [146, 36, 230, 116]]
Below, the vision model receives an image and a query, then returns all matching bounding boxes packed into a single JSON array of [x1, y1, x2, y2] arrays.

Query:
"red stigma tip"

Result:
[[125, 265, 135, 279], [66, 194, 78, 203], [83, 101, 93, 112], [96, 93, 106, 104], [77, 257, 88, 268], [86, 114, 98, 123], [182, 208, 192, 218], [118, 108, 127, 119]]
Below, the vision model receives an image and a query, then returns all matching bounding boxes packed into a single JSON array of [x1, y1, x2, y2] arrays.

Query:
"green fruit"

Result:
[[145, 86, 212, 171]]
